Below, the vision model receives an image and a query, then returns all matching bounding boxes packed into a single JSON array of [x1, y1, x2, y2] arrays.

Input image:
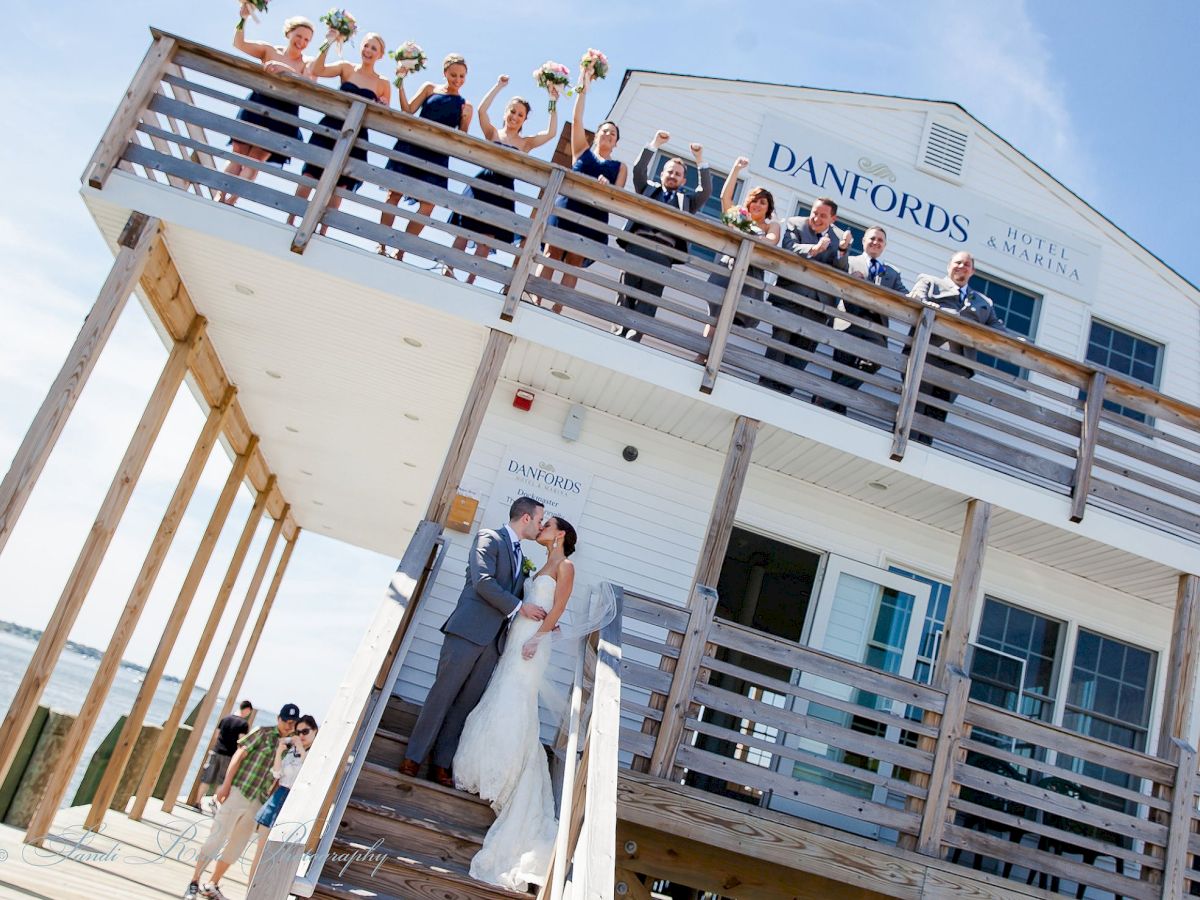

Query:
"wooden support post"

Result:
[[637, 416, 758, 770], [132, 478, 275, 818], [891, 306, 936, 461], [22, 386, 235, 845], [1158, 574, 1200, 754], [0, 212, 161, 558], [648, 583, 719, 777], [700, 239, 753, 394], [500, 168, 565, 321], [182, 509, 287, 808], [83, 34, 177, 188], [1070, 370, 1106, 523], [83, 437, 257, 830], [1160, 738, 1199, 899], [909, 498, 991, 855], [0, 318, 203, 788], [426, 329, 513, 524], [291, 101, 366, 254]]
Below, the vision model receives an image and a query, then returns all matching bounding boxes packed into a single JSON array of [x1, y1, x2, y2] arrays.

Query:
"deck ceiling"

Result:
[[84, 193, 1180, 607]]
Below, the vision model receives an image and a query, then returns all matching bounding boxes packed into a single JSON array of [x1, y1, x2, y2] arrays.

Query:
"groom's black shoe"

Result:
[[429, 765, 456, 789], [398, 759, 420, 778]]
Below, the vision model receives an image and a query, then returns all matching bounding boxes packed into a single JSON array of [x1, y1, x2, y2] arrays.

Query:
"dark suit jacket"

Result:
[[843, 253, 905, 340], [775, 216, 849, 307], [907, 274, 1006, 364], [621, 146, 713, 255], [442, 525, 528, 647]]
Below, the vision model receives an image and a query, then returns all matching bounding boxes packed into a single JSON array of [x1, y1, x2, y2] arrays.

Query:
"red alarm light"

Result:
[[513, 389, 534, 411]]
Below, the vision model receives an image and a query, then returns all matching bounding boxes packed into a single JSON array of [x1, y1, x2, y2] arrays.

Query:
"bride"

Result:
[[453, 516, 577, 892]]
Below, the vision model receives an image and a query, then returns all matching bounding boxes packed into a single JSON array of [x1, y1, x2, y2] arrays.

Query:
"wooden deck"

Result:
[[0, 799, 249, 900]]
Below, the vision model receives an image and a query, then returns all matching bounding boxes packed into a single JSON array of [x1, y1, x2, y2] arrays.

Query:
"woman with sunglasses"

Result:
[[247, 714, 319, 881]]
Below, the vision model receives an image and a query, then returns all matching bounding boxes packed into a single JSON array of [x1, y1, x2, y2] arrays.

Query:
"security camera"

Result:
[[622, 445, 638, 462]]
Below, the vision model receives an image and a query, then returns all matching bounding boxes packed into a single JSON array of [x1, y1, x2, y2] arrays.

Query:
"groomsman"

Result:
[[906, 250, 1006, 444], [616, 130, 712, 342], [818, 225, 905, 415], [760, 197, 853, 394]]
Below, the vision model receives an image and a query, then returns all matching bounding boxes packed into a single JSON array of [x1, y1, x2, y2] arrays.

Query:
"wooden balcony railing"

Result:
[[616, 588, 1200, 899], [88, 31, 1200, 543]]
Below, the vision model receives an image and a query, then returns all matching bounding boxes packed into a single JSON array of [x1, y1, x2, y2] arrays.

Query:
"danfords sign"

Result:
[[750, 117, 1101, 300]]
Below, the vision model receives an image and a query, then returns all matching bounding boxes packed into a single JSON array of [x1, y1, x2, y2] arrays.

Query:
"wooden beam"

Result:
[[181, 508, 288, 808], [916, 666, 971, 856], [291, 101, 366, 254], [0, 317, 203, 788], [132, 478, 274, 818], [696, 416, 759, 589], [891, 306, 936, 461], [1158, 574, 1200, 754], [1070, 370, 1106, 523], [934, 499, 992, 685], [83, 34, 177, 187], [22, 386, 235, 845], [221, 533, 299, 718], [425, 329, 513, 524], [648, 584, 719, 778], [1160, 738, 1198, 899], [700, 239, 753, 394], [83, 437, 256, 831], [501, 168, 565, 321], [580, 593, 623, 900], [0, 213, 161, 558]]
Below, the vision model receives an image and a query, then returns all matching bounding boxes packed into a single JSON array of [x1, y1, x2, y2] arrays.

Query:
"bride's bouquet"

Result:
[[722, 205, 763, 236], [532, 61, 570, 112], [390, 41, 427, 87], [318, 7, 357, 54], [235, 0, 269, 30], [569, 48, 608, 95]]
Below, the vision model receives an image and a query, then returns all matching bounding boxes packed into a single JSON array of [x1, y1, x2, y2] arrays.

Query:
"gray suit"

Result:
[[905, 274, 1006, 442], [761, 217, 849, 394], [616, 146, 713, 342], [820, 254, 906, 414], [404, 525, 528, 769]]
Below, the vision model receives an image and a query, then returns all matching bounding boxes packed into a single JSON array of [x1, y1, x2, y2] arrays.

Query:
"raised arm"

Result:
[[524, 87, 560, 150], [721, 156, 748, 212], [458, 100, 474, 133], [634, 131, 668, 194], [690, 142, 713, 209], [476, 75, 507, 141], [469, 531, 522, 616], [307, 40, 351, 78], [569, 71, 592, 160], [398, 80, 435, 115], [232, 6, 272, 62]]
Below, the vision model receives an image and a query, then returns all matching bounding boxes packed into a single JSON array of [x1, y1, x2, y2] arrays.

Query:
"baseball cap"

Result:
[[279, 703, 300, 721]]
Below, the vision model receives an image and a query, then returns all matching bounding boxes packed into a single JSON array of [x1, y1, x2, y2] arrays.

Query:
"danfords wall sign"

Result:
[[482, 446, 593, 531], [750, 117, 1102, 301]]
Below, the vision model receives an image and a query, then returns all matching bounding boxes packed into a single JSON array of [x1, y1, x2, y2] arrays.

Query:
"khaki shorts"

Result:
[[199, 788, 259, 864], [199, 750, 232, 786]]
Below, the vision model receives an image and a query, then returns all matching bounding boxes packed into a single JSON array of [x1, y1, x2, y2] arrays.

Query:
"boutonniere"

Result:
[[521, 557, 536, 576]]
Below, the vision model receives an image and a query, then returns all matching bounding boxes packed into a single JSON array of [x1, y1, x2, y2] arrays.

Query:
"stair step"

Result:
[[324, 836, 531, 900], [353, 761, 496, 832], [380, 694, 420, 736], [366, 726, 407, 769], [341, 795, 486, 869]]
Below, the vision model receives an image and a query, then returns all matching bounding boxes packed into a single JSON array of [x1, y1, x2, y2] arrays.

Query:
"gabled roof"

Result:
[[611, 69, 1198, 300]]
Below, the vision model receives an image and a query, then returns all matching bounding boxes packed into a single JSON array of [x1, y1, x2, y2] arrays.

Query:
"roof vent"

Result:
[[917, 114, 970, 183]]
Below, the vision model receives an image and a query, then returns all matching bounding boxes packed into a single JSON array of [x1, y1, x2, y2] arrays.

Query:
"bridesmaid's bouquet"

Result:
[[236, 0, 269, 30], [533, 61, 570, 112], [722, 206, 763, 236], [570, 48, 608, 95], [318, 8, 358, 54], [390, 41, 427, 88]]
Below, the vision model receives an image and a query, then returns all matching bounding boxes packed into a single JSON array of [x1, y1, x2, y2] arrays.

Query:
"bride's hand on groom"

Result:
[[518, 602, 547, 621], [521, 639, 538, 660]]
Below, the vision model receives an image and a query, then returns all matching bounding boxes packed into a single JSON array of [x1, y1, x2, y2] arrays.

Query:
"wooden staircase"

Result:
[[311, 695, 531, 900]]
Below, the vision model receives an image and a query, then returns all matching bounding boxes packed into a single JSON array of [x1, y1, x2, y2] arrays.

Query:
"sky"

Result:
[[0, 1, 1197, 726]]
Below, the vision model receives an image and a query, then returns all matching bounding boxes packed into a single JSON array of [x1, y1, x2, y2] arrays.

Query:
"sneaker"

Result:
[[201, 884, 231, 900], [182, 884, 200, 899]]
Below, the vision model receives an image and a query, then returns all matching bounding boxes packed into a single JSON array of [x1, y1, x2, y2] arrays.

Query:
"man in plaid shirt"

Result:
[[183, 703, 300, 900]]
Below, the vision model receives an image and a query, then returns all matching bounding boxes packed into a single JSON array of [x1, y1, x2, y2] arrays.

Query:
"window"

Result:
[[1084, 320, 1164, 423], [1063, 630, 1154, 752], [794, 201, 867, 255], [648, 153, 733, 261], [973, 599, 1062, 723], [968, 273, 1041, 377], [888, 567, 951, 686]]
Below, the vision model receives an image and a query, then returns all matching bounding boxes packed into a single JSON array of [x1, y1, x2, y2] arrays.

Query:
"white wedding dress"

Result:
[[454, 573, 560, 891]]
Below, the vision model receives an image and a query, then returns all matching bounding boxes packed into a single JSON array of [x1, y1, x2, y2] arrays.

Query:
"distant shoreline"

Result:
[[0, 620, 185, 685]]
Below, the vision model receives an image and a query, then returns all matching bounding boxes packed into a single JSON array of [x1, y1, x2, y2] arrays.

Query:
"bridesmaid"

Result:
[[290, 31, 391, 230], [379, 53, 474, 260], [704, 156, 780, 338], [535, 66, 626, 311], [446, 74, 559, 284], [221, 8, 315, 205]]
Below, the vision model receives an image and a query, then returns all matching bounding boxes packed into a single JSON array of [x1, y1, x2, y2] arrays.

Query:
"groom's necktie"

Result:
[[512, 538, 522, 579]]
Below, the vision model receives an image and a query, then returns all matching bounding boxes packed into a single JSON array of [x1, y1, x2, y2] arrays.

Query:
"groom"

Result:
[[400, 496, 547, 787]]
